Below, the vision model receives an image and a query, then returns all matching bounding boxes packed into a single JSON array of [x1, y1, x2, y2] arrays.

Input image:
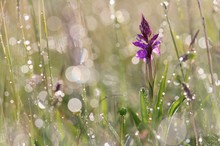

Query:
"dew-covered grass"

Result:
[[1, 0, 220, 145]]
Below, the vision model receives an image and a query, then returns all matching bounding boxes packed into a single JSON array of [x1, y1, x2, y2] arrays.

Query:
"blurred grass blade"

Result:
[[128, 108, 141, 128], [152, 64, 168, 125], [168, 95, 185, 117], [139, 88, 149, 125], [189, 29, 199, 50], [179, 51, 196, 63]]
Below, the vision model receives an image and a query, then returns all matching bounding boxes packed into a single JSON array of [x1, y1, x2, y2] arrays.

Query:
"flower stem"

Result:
[[196, 0, 214, 86], [120, 115, 125, 146], [147, 61, 154, 99]]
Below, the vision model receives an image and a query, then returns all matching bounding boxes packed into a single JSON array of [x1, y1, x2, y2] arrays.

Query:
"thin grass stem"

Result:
[[163, 4, 185, 79], [42, 0, 53, 96], [196, 0, 214, 86], [0, 2, 22, 120]]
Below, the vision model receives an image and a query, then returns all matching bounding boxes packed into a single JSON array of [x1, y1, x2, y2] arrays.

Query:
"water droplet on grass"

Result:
[[104, 142, 110, 146], [109, 0, 115, 5], [24, 14, 30, 21], [199, 137, 203, 143], [24, 40, 30, 45], [38, 101, 46, 109], [186, 138, 190, 143], [89, 113, 95, 121]]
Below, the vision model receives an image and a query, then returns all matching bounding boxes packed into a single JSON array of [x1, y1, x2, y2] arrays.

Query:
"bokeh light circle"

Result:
[[68, 98, 82, 112], [157, 116, 187, 145]]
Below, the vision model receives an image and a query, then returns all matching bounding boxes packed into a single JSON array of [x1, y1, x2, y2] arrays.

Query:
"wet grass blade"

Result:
[[152, 64, 168, 125], [139, 88, 149, 126], [168, 95, 185, 117]]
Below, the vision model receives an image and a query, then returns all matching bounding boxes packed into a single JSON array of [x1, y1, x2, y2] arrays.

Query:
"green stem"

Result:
[[42, 0, 53, 95], [147, 61, 154, 99], [140, 88, 148, 125], [1, 2, 21, 120], [120, 116, 125, 146], [163, 5, 185, 79], [196, 0, 214, 86]]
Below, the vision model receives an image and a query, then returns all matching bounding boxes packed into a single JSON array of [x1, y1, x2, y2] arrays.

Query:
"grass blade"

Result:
[[152, 64, 168, 126], [168, 95, 185, 117]]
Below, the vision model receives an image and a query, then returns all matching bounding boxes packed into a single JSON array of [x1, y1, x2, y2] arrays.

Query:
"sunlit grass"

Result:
[[0, 0, 220, 145]]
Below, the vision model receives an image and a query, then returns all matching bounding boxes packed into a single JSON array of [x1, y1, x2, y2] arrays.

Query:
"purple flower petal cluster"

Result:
[[133, 15, 161, 63]]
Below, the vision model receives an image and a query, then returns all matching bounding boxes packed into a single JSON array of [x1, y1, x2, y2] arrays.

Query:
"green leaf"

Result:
[[139, 88, 149, 125], [168, 95, 185, 117], [128, 108, 141, 128], [152, 64, 168, 125]]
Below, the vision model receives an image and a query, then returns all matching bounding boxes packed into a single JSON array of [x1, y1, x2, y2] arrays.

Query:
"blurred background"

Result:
[[1, 0, 220, 145]]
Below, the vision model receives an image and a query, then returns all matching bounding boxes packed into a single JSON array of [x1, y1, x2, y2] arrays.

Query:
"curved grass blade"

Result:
[[128, 108, 141, 128], [168, 95, 185, 117]]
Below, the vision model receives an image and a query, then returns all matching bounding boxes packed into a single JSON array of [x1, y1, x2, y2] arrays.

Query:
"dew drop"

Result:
[[199, 137, 202, 143], [10, 100, 14, 103], [38, 101, 46, 109], [186, 138, 190, 143], [24, 40, 30, 45], [104, 142, 110, 146], [89, 113, 95, 121], [109, 0, 115, 5], [80, 48, 89, 64], [24, 14, 30, 21], [156, 135, 161, 139], [91, 134, 95, 139], [174, 96, 179, 100]]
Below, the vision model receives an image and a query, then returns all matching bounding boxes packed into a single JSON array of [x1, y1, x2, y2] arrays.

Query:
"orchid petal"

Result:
[[133, 41, 147, 49], [153, 46, 160, 55], [136, 49, 147, 59]]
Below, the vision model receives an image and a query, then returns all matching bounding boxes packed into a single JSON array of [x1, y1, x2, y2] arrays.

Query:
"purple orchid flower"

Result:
[[133, 15, 161, 63]]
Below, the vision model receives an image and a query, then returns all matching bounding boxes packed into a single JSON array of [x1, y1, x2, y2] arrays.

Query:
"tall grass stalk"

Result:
[[120, 115, 125, 146], [38, 0, 49, 93], [163, 2, 199, 145], [196, 0, 214, 86], [163, 3, 185, 79], [42, 0, 53, 96], [0, 2, 21, 120]]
